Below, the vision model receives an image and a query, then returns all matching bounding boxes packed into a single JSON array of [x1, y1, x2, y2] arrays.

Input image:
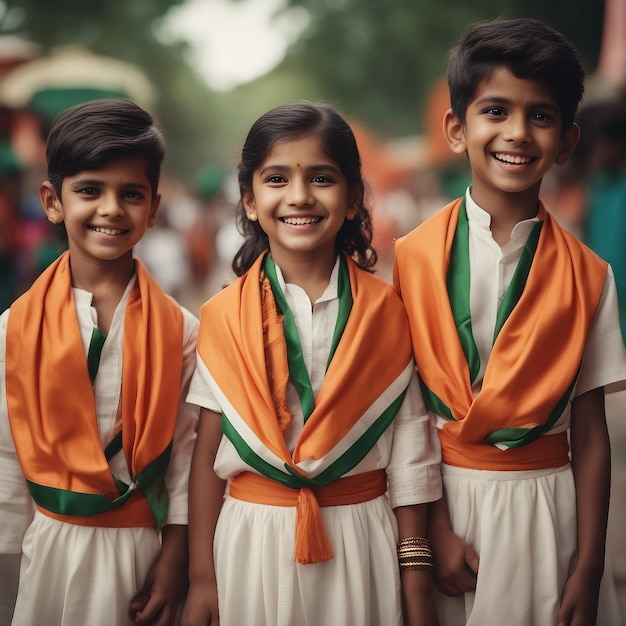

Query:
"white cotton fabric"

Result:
[[436, 464, 623, 626], [0, 274, 199, 626], [431, 191, 626, 625], [214, 496, 401, 626], [186, 257, 442, 626]]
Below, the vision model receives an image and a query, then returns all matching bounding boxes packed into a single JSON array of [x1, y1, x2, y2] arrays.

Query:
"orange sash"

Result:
[[230, 470, 387, 564], [198, 253, 414, 561], [5, 252, 184, 527], [394, 198, 607, 470]]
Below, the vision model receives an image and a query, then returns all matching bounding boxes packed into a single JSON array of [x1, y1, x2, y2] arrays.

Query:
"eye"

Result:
[[77, 186, 99, 195], [265, 175, 286, 184], [311, 174, 333, 184], [531, 111, 553, 125], [124, 190, 145, 200], [482, 106, 505, 117]]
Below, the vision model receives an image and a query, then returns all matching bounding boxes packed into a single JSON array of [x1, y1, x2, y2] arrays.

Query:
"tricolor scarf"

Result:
[[197, 252, 415, 560], [394, 198, 607, 470], [5, 252, 183, 529]]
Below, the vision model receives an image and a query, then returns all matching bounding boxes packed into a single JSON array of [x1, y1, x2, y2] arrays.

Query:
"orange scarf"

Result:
[[5, 252, 184, 527], [394, 198, 607, 470], [198, 253, 414, 561]]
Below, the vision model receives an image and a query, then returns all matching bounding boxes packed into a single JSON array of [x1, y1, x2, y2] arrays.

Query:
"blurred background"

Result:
[[0, 0, 624, 618]]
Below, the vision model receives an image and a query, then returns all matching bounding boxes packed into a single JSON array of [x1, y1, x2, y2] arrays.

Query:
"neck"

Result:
[[470, 187, 541, 247], [271, 250, 337, 304], [68, 251, 135, 332], [69, 253, 134, 292]]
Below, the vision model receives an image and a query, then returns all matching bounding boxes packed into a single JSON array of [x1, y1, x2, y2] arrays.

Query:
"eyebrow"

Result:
[[475, 96, 560, 112], [258, 163, 342, 176], [69, 178, 151, 191]]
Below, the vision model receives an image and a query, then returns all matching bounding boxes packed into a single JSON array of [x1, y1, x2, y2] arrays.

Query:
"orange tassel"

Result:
[[294, 487, 334, 564]]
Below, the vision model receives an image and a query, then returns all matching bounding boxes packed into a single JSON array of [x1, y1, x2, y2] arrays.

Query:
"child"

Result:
[[0, 99, 199, 626], [393, 18, 626, 626], [181, 101, 442, 626]]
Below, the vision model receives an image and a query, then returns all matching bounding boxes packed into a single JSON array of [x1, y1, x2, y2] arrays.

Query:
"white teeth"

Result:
[[91, 226, 125, 235], [282, 216, 321, 225], [495, 153, 532, 165]]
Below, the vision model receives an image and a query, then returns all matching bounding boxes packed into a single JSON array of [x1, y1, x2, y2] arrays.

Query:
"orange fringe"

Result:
[[261, 275, 293, 436]]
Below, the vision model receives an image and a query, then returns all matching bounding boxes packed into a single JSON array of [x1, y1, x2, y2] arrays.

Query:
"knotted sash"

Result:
[[5, 252, 184, 529], [394, 198, 607, 470], [197, 253, 415, 562]]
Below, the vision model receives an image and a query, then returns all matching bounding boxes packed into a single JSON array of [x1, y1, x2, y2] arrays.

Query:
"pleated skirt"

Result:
[[214, 493, 403, 626]]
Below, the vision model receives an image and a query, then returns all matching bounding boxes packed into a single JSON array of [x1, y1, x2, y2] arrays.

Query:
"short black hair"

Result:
[[447, 18, 585, 130], [46, 98, 165, 199]]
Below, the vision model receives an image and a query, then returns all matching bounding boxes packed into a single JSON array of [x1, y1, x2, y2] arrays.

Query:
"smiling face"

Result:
[[242, 134, 356, 271], [41, 156, 159, 271], [444, 66, 579, 212]]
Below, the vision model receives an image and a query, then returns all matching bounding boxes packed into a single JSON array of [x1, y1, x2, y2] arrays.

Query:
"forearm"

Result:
[[159, 524, 189, 574], [570, 387, 611, 577], [395, 504, 437, 626], [427, 493, 453, 536], [188, 409, 226, 586]]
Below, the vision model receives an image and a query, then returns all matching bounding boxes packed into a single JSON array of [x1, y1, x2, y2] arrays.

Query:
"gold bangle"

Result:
[[397, 536, 433, 571], [399, 560, 434, 571]]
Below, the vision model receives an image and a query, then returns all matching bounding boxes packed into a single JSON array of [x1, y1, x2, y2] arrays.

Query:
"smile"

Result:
[[88, 225, 128, 236], [280, 216, 322, 225], [493, 153, 535, 165]]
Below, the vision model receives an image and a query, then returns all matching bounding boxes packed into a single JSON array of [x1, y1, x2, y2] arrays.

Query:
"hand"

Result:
[[128, 550, 188, 625], [179, 583, 220, 626], [557, 567, 601, 626], [431, 528, 478, 597]]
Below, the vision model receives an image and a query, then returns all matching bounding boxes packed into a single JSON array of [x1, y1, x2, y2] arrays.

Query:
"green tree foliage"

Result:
[[0, 0, 222, 181], [0, 0, 607, 180], [275, 0, 605, 136]]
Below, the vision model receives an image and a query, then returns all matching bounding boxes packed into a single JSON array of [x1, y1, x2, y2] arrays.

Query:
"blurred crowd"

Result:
[[0, 41, 625, 339]]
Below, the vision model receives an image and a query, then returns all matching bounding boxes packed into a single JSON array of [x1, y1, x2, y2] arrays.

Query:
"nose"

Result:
[[503, 114, 530, 143], [98, 192, 124, 218], [286, 177, 313, 207]]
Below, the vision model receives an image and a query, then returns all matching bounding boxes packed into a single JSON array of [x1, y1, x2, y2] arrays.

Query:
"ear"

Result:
[[555, 123, 580, 165], [443, 108, 467, 155], [40, 181, 63, 224], [242, 189, 257, 219], [346, 187, 364, 220], [147, 193, 161, 228]]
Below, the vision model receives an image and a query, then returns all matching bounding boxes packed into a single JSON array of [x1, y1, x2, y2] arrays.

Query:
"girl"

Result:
[[181, 101, 442, 626]]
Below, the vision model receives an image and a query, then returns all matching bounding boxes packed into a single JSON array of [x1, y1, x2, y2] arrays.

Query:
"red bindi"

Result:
[[296, 162, 301, 168]]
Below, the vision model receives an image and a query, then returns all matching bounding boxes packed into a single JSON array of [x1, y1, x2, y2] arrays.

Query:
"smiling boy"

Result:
[[393, 18, 626, 626], [0, 99, 199, 626]]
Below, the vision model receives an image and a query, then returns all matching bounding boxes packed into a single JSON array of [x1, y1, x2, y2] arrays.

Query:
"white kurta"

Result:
[[186, 258, 443, 626], [0, 274, 199, 626], [433, 190, 626, 626]]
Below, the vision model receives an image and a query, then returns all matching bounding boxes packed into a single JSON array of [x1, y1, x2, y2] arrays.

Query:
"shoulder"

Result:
[[198, 276, 246, 327], [550, 217, 608, 280], [352, 265, 407, 314], [395, 197, 462, 256]]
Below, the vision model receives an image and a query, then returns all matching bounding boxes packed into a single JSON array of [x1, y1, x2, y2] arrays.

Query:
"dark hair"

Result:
[[447, 18, 585, 131], [46, 98, 165, 199], [232, 101, 376, 276]]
